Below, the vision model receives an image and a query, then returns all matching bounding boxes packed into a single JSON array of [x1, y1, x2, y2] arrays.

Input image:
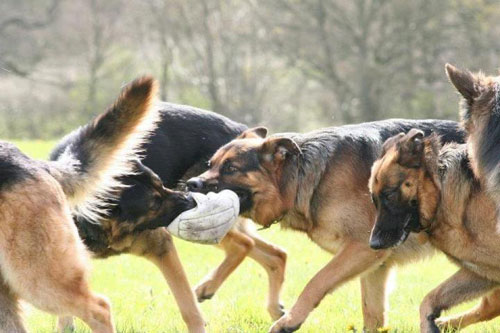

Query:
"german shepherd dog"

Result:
[[187, 120, 464, 332], [445, 64, 500, 212], [369, 130, 500, 332], [51, 104, 288, 332], [0, 77, 164, 332]]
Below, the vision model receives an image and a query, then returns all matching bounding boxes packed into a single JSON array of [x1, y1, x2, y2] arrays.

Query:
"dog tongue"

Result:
[[166, 190, 240, 244]]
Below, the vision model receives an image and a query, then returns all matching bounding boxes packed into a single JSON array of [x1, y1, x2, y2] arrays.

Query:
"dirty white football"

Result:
[[167, 190, 240, 244]]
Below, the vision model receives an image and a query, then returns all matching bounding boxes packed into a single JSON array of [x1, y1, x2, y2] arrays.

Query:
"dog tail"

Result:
[[49, 77, 159, 222]]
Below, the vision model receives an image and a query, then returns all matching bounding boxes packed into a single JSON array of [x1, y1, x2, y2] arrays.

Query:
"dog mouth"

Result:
[[370, 213, 415, 250], [226, 187, 253, 213], [183, 193, 198, 210], [393, 215, 412, 247]]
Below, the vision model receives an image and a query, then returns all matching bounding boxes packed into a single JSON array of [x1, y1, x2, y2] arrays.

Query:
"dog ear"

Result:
[[398, 129, 424, 168], [237, 127, 268, 139], [382, 132, 405, 155], [260, 136, 301, 164], [445, 63, 481, 101]]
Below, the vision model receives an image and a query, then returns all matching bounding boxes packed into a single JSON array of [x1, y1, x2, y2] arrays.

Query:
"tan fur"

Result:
[[198, 131, 434, 332], [51, 77, 160, 222], [194, 219, 287, 320], [0, 173, 114, 333], [57, 217, 287, 332], [371, 135, 500, 331], [0, 77, 160, 333]]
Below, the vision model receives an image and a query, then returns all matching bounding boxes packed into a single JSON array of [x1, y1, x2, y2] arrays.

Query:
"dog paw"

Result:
[[268, 303, 286, 320], [195, 281, 216, 303], [435, 317, 460, 332], [269, 315, 302, 333]]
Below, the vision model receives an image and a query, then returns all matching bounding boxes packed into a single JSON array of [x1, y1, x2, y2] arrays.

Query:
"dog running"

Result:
[[187, 120, 465, 332], [0, 77, 160, 333], [369, 128, 500, 332], [366, 65, 500, 332]]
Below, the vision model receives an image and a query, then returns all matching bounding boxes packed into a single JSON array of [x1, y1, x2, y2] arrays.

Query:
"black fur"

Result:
[[0, 142, 36, 190], [478, 108, 500, 183], [51, 102, 246, 256]]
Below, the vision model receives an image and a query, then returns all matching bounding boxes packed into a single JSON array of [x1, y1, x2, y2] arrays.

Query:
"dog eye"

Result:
[[226, 165, 238, 173], [387, 192, 397, 201], [383, 190, 398, 201], [222, 161, 238, 174]]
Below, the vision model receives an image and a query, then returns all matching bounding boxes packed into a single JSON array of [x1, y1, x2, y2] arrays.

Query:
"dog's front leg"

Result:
[[195, 229, 254, 302], [129, 229, 206, 333], [420, 268, 497, 333], [360, 263, 391, 332], [269, 240, 388, 333]]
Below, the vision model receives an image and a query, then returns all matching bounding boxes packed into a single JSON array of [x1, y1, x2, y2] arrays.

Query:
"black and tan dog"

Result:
[[187, 120, 464, 332], [0, 77, 165, 332], [445, 64, 500, 212], [51, 104, 288, 332], [369, 129, 500, 332]]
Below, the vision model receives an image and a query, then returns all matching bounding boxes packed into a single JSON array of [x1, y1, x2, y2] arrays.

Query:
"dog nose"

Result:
[[369, 237, 385, 250], [187, 177, 204, 192]]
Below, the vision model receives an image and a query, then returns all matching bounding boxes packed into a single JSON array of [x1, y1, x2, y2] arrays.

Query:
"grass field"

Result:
[[9, 140, 500, 332]]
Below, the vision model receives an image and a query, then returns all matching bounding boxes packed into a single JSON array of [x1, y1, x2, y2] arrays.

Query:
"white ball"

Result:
[[167, 189, 240, 244]]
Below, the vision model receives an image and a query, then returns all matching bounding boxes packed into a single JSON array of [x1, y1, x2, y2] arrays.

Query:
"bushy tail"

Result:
[[49, 77, 159, 222]]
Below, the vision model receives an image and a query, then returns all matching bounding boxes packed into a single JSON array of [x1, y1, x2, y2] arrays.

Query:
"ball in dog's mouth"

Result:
[[167, 189, 240, 244]]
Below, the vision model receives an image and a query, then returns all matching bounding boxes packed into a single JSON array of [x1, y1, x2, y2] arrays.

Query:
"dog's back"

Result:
[[142, 102, 247, 187]]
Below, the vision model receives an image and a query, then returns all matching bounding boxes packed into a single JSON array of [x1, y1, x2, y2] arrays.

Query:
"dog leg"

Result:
[[0, 280, 25, 333], [437, 288, 500, 330], [269, 240, 389, 333], [420, 268, 497, 333], [245, 233, 287, 320], [195, 230, 254, 302], [57, 316, 75, 332], [129, 228, 205, 333], [360, 264, 391, 332], [0, 180, 115, 333]]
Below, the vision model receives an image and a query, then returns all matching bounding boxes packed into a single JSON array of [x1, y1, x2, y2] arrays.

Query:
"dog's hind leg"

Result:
[[244, 231, 287, 320], [360, 263, 391, 332], [0, 280, 25, 333], [436, 286, 500, 330], [420, 268, 497, 333], [195, 228, 254, 302], [129, 228, 205, 333], [0, 178, 115, 333]]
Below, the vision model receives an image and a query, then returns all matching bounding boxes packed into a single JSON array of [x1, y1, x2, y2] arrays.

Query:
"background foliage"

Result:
[[2, 0, 500, 139]]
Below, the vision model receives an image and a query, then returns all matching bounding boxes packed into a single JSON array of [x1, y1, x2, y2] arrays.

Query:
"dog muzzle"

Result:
[[167, 190, 240, 244]]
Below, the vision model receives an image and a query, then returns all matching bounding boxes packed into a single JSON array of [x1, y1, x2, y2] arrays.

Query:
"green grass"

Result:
[[8, 140, 500, 332]]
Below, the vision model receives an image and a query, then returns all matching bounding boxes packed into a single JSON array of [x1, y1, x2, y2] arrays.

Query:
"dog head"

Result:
[[187, 127, 301, 227], [109, 160, 196, 234], [369, 129, 441, 249]]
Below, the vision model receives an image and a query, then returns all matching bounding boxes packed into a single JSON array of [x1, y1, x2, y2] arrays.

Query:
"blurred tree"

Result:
[[1, 0, 500, 139], [0, 0, 60, 77]]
